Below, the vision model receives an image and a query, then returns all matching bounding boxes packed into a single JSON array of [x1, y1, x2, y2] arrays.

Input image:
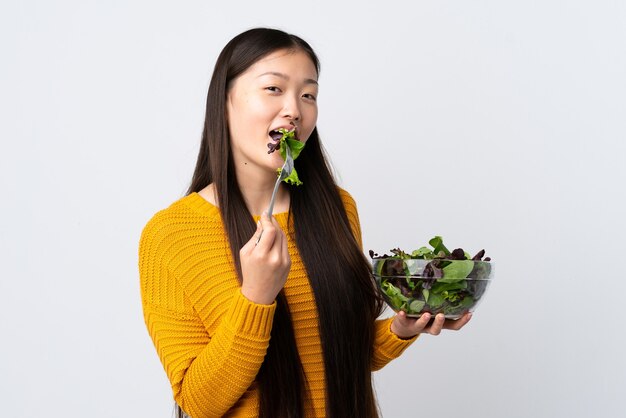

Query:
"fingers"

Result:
[[425, 313, 446, 335], [426, 312, 473, 334], [242, 212, 288, 256], [410, 311, 432, 330], [239, 213, 290, 305], [254, 212, 279, 252], [444, 312, 472, 331], [391, 311, 431, 338], [391, 311, 474, 338], [267, 216, 290, 270]]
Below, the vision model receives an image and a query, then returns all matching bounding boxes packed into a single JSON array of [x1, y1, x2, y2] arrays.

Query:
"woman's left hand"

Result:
[[390, 311, 472, 339]]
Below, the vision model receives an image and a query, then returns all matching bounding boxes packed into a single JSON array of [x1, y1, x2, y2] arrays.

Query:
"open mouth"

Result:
[[267, 130, 283, 154], [267, 127, 298, 154], [269, 130, 283, 142]]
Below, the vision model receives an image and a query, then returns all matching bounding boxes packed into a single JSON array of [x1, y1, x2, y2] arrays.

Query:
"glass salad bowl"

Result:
[[371, 258, 494, 319]]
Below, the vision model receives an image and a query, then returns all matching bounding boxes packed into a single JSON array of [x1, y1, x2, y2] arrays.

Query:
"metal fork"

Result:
[[256, 145, 293, 244]]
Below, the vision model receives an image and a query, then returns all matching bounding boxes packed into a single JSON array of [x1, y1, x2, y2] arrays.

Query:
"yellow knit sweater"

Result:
[[139, 189, 417, 418]]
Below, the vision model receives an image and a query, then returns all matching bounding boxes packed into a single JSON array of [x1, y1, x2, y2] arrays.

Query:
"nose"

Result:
[[281, 95, 301, 122]]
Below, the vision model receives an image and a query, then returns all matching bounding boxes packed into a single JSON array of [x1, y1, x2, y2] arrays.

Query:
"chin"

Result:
[[267, 152, 285, 170]]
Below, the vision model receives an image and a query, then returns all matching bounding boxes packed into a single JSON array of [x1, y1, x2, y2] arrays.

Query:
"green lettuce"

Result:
[[276, 128, 305, 186]]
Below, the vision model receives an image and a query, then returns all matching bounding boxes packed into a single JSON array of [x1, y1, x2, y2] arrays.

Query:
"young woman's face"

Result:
[[226, 48, 319, 176]]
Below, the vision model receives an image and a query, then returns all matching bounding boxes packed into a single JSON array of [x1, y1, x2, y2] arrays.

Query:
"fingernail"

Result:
[[257, 220, 261, 228]]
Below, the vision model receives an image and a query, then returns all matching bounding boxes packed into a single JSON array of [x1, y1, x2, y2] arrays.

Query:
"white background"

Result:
[[2, 1, 625, 417]]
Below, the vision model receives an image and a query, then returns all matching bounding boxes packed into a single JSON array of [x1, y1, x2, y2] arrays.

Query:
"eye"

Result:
[[265, 86, 282, 93], [303, 93, 317, 101]]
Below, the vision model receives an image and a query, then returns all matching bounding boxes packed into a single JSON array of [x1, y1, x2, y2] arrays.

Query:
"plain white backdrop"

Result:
[[2, 0, 625, 417]]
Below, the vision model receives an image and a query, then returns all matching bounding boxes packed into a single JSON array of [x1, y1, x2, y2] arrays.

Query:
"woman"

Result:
[[139, 28, 471, 418]]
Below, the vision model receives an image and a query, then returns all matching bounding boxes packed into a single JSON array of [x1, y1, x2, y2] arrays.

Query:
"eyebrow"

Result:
[[257, 71, 319, 85]]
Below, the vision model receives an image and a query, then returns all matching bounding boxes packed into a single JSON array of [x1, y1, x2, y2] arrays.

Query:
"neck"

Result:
[[239, 181, 289, 217], [234, 162, 290, 216]]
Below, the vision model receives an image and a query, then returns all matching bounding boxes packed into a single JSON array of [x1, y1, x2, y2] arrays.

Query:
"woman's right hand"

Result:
[[239, 212, 291, 305]]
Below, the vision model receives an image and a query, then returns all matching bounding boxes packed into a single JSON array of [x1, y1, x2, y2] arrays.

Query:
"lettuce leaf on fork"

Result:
[[271, 128, 305, 186]]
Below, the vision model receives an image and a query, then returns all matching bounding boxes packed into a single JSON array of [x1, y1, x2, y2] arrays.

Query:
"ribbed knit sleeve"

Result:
[[371, 317, 418, 371], [139, 203, 276, 418], [338, 189, 418, 371]]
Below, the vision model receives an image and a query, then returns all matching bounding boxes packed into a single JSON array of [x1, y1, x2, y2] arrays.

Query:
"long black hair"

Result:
[[184, 27, 383, 418]]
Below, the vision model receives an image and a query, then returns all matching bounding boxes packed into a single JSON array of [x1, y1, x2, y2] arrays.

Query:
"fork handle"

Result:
[[266, 174, 282, 218], [259, 146, 292, 244], [256, 175, 282, 245]]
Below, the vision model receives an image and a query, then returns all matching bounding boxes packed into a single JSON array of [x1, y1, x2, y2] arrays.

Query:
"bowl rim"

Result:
[[373, 274, 492, 280], [371, 258, 493, 263]]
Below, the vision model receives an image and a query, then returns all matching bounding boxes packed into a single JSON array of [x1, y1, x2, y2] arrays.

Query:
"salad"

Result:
[[370, 236, 493, 318], [267, 127, 305, 186]]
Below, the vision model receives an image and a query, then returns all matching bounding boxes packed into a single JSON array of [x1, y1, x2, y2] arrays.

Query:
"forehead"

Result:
[[245, 49, 318, 80]]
